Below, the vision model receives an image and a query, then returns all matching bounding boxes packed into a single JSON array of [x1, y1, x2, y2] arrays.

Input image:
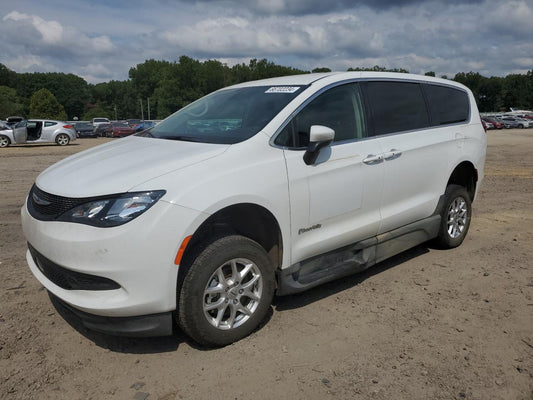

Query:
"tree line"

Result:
[[1, 56, 532, 121]]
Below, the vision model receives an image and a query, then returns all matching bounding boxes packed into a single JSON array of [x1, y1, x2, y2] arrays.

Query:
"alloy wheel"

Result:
[[203, 258, 263, 330]]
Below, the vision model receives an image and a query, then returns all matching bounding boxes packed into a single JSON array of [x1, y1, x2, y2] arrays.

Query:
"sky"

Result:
[[0, 0, 532, 84]]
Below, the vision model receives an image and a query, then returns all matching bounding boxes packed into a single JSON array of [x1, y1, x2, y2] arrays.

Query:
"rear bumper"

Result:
[[50, 292, 174, 337]]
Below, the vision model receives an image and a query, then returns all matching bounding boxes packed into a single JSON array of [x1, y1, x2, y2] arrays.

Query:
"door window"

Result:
[[364, 81, 429, 136], [275, 83, 367, 148]]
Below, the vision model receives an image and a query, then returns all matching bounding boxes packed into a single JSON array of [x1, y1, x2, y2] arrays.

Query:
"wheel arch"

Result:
[[178, 202, 283, 288], [447, 161, 478, 201]]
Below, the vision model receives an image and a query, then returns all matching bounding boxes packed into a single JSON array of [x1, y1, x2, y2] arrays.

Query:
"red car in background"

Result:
[[108, 122, 136, 138], [482, 117, 504, 129]]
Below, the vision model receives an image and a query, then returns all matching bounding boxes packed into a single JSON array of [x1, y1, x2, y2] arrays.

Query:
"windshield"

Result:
[[141, 85, 306, 144]]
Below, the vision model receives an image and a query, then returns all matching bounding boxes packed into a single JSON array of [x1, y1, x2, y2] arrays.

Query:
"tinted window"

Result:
[[275, 83, 366, 148], [424, 84, 469, 125], [146, 86, 305, 144], [365, 81, 429, 136], [44, 122, 57, 127]]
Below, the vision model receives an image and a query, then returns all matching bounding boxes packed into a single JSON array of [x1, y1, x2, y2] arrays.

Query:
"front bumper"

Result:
[[21, 199, 205, 319], [50, 292, 173, 337]]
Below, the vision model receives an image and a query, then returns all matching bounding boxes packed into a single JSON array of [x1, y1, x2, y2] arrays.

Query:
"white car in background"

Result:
[[1, 119, 76, 147]]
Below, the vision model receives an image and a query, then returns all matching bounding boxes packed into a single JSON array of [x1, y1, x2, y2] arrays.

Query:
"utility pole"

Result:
[[140, 99, 144, 120], [147, 98, 150, 120]]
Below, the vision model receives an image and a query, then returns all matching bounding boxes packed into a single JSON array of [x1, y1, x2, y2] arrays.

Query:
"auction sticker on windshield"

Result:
[[265, 86, 301, 93]]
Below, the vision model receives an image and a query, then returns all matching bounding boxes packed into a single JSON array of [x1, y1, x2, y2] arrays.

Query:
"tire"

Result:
[[435, 184, 472, 249], [178, 235, 275, 347], [518, 124, 524, 129], [0, 135, 10, 148], [55, 134, 70, 146]]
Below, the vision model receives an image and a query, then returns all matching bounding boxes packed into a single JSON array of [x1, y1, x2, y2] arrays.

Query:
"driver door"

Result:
[[13, 120, 28, 144], [279, 83, 384, 264]]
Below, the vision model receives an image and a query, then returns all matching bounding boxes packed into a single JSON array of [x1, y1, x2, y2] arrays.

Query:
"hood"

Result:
[[36, 136, 229, 197]]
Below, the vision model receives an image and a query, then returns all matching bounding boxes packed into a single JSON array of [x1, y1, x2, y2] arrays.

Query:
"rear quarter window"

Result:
[[423, 84, 470, 125]]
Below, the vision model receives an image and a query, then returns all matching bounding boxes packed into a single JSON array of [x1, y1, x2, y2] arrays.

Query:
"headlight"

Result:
[[58, 190, 166, 227]]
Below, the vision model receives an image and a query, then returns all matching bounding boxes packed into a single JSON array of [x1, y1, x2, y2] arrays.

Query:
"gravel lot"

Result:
[[0, 130, 532, 400]]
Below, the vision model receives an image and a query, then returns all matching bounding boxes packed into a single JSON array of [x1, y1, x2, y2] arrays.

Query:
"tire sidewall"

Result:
[[178, 235, 275, 347], [437, 185, 472, 248]]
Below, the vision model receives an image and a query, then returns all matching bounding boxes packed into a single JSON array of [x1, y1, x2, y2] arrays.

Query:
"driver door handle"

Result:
[[363, 154, 383, 165]]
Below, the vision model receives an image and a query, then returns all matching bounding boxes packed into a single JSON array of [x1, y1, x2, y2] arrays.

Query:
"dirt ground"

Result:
[[0, 130, 532, 400]]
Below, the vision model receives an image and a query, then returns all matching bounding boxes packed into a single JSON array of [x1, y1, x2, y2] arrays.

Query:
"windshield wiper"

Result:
[[164, 135, 203, 143]]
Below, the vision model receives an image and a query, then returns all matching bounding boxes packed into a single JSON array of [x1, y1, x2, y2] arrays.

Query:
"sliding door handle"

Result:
[[383, 149, 402, 160]]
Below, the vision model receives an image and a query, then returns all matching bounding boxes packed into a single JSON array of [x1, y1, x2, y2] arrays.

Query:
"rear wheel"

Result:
[[55, 134, 70, 146], [435, 184, 472, 248], [0, 135, 10, 148], [178, 235, 275, 347]]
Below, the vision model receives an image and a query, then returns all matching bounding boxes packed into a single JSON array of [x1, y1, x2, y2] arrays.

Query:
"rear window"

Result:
[[424, 84, 469, 125], [364, 81, 429, 136]]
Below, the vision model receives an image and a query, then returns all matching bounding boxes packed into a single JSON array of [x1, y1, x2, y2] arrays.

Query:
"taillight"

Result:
[[63, 124, 72, 129]]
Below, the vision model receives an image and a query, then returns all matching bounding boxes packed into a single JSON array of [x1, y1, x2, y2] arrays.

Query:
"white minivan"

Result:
[[22, 72, 486, 346]]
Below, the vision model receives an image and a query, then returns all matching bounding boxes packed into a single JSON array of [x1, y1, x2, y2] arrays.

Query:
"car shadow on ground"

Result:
[[274, 243, 430, 311], [48, 292, 185, 354], [47, 244, 429, 354], [10, 143, 80, 148], [48, 290, 275, 354]]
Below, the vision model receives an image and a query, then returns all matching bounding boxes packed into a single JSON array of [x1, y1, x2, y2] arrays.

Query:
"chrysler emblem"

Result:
[[32, 192, 51, 206]]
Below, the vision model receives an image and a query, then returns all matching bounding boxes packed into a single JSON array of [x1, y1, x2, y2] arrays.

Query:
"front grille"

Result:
[[28, 184, 86, 220], [27, 184, 103, 221], [28, 244, 120, 291]]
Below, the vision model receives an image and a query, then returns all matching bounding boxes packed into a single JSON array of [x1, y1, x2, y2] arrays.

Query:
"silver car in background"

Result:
[[1, 119, 77, 147]]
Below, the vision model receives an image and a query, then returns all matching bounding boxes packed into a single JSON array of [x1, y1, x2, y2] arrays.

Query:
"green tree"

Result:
[[82, 105, 112, 120], [348, 65, 409, 73], [0, 64, 17, 87], [14, 72, 89, 119], [425, 71, 436, 77], [29, 88, 68, 120], [312, 67, 331, 73], [0, 86, 25, 119]]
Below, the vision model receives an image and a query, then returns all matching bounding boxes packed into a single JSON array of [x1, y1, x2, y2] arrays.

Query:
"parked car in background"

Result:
[[142, 120, 156, 130], [6, 116, 24, 128], [108, 121, 136, 137], [74, 122, 98, 138], [94, 122, 113, 137], [1, 120, 76, 147], [92, 117, 110, 132], [481, 120, 493, 130], [498, 116, 530, 129], [127, 119, 143, 131], [482, 117, 503, 129], [0, 121, 13, 147]]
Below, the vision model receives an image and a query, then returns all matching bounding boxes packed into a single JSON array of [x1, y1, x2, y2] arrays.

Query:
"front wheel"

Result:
[[55, 134, 70, 146], [178, 235, 275, 347], [435, 184, 472, 248], [0, 135, 10, 148]]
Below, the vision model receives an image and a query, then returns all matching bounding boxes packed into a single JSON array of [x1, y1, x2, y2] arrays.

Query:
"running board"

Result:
[[276, 215, 441, 295]]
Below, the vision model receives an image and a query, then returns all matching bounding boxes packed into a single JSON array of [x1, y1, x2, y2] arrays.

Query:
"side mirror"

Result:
[[303, 125, 335, 165]]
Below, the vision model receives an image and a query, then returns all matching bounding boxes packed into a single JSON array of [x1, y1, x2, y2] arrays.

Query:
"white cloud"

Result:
[[4, 10, 63, 44], [0, 0, 531, 83]]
